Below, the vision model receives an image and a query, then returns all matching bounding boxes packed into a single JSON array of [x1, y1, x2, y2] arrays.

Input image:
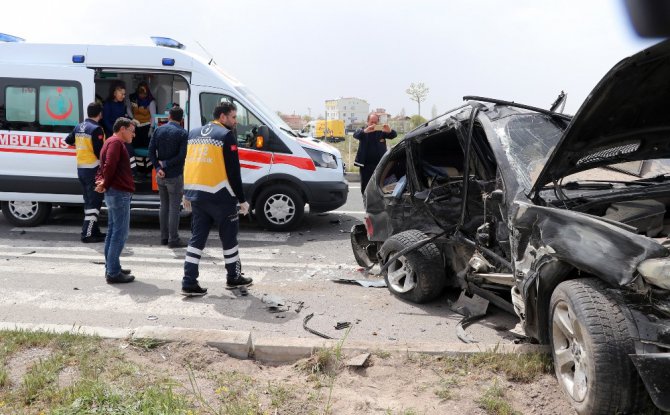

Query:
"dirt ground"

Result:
[[115, 340, 575, 414], [2, 337, 579, 414]]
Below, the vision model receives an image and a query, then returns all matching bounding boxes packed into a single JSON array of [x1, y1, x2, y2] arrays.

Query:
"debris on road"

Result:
[[302, 313, 333, 339], [334, 321, 351, 330], [346, 353, 371, 368], [261, 294, 289, 313], [294, 301, 304, 313], [147, 315, 158, 321], [449, 291, 490, 344], [332, 278, 387, 288]]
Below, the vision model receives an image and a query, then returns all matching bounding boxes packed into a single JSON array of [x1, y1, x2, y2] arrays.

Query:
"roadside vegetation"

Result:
[[0, 329, 567, 414]]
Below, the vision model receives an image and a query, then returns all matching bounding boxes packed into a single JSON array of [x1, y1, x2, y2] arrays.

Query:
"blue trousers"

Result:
[[78, 167, 104, 238], [104, 188, 132, 278], [183, 198, 240, 287]]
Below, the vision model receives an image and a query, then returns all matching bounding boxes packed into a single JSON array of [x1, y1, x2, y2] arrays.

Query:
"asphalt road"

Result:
[[0, 183, 518, 345]]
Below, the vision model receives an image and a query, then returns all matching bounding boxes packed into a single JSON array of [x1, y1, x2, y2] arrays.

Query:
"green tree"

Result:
[[406, 82, 430, 117], [410, 114, 427, 129]]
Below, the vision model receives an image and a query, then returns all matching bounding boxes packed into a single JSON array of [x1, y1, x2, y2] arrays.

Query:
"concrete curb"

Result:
[[133, 326, 252, 359], [1, 322, 550, 364]]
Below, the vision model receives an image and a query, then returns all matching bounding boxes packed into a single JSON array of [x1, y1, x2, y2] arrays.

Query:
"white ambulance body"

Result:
[[0, 40, 348, 230]]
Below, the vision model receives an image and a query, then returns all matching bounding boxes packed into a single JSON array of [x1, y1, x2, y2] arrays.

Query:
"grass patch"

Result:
[[197, 370, 269, 415], [476, 379, 521, 415], [128, 337, 168, 351], [372, 349, 391, 359], [476, 380, 520, 415], [440, 352, 551, 383], [21, 354, 64, 404], [0, 366, 8, 387], [434, 377, 459, 401], [0, 330, 195, 414]]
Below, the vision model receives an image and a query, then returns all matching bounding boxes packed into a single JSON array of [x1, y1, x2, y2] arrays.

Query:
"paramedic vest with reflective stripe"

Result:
[[74, 119, 104, 168], [183, 122, 234, 202]]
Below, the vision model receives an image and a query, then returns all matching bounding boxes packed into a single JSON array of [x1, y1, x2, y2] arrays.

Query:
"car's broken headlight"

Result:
[[637, 258, 670, 290], [303, 147, 337, 169]]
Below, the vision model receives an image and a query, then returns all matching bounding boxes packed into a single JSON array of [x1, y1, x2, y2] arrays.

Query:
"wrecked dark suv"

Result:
[[351, 40, 670, 414]]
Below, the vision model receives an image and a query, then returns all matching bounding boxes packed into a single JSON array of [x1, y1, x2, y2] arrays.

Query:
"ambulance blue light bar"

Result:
[[151, 36, 185, 49], [162, 58, 175, 66], [0, 33, 25, 43], [72, 55, 85, 63]]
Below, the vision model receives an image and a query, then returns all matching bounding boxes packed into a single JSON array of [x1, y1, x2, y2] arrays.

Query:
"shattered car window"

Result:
[[493, 113, 564, 190]]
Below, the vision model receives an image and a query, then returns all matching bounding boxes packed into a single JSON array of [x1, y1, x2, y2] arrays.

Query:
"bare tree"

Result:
[[406, 82, 430, 117]]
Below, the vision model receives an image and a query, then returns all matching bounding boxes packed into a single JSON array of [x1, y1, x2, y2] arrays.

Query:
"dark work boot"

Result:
[[106, 273, 135, 284], [181, 283, 208, 297], [226, 274, 253, 288], [82, 234, 106, 243]]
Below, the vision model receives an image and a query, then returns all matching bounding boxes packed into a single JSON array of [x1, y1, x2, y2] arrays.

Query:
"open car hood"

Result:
[[530, 39, 670, 196]]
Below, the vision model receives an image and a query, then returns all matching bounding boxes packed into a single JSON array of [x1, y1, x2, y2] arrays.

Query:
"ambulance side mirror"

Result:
[[255, 125, 270, 150]]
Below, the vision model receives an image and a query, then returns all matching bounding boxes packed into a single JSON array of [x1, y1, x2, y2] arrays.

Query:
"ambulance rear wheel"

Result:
[[1, 201, 52, 227], [254, 185, 304, 231]]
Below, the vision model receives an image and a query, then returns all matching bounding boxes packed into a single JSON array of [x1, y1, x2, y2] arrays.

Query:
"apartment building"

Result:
[[325, 97, 369, 131]]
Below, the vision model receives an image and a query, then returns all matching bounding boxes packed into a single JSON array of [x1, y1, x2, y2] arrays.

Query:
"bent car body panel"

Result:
[[511, 201, 668, 287]]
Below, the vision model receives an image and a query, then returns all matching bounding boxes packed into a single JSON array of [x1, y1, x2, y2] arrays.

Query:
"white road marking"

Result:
[[10, 226, 290, 242], [0, 244, 277, 260], [0, 251, 358, 271], [0, 288, 255, 321], [331, 210, 365, 215], [348, 185, 361, 189]]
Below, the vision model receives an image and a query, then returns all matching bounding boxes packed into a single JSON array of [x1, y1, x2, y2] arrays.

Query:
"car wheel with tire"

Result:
[[549, 278, 646, 415], [254, 185, 304, 231], [1, 201, 52, 227], [379, 229, 446, 303]]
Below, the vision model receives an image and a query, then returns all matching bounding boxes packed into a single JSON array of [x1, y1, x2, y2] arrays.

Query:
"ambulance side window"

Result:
[[6, 87, 36, 122], [199, 93, 261, 147], [0, 78, 82, 133]]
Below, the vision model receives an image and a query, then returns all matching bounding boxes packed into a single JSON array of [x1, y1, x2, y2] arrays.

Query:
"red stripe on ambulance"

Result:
[[238, 148, 316, 171]]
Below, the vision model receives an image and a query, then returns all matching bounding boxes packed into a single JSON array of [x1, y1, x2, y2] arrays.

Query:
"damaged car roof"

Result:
[[530, 39, 670, 195]]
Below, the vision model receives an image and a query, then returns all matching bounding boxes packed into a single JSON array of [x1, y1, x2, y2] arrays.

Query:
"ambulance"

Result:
[[0, 36, 348, 231]]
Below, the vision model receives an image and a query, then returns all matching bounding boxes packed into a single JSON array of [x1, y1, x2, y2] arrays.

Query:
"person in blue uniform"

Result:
[[180, 102, 252, 296]]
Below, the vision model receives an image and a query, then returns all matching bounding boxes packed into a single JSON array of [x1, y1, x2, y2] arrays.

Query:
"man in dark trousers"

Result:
[[181, 102, 251, 297], [148, 106, 188, 248], [353, 112, 397, 194], [95, 118, 136, 284], [65, 102, 106, 243]]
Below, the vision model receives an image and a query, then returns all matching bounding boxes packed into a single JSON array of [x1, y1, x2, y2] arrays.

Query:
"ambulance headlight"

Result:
[[303, 147, 337, 169]]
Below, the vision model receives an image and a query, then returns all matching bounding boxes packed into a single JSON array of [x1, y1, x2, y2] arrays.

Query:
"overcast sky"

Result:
[[3, 0, 657, 118]]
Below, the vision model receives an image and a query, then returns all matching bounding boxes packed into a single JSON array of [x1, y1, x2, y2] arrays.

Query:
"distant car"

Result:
[[351, 40, 670, 414]]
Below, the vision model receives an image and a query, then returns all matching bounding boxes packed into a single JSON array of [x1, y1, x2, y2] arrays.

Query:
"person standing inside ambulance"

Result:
[[129, 81, 156, 149], [102, 83, 137, 176], [65, 102, 106, 243], [180, 102, 251, 296]]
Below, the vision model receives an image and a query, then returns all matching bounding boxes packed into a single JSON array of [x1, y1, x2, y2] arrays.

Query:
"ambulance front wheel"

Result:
[[1, 201, 52, 227], [254, 185, 304, 231]]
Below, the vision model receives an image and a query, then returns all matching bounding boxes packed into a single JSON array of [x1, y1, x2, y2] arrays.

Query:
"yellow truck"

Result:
[[308, 119, 345, 142]]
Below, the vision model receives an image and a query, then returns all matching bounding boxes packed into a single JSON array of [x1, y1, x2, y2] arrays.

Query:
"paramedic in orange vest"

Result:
[[181, 102, 251, 296], [65, 102, 106, 243]]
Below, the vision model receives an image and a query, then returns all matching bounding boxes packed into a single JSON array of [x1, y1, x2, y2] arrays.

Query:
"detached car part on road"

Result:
[[351, 40, 670, 414]]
